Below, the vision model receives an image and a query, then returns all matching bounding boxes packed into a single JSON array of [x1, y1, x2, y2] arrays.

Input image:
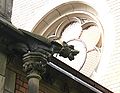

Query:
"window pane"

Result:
[[80, 26, 100, 50], [60, 22, 82, 42]]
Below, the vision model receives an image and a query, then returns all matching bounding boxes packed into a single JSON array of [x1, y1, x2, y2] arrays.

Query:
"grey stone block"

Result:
[[4, 90, 11, 93], [0, 52, 7, 76], [5, 69, 16, 93], [0, 75, 5, 93], [5, 0, 13, 19], [0, 0, 5, 14]]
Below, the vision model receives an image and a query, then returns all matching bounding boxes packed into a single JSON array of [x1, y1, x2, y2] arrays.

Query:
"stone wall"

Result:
[[15, 73, 46, 93], [0, 52, 7, 93], [4, 69, 16, 93]]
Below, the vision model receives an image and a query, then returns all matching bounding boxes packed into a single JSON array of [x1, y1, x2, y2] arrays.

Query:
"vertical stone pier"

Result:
[[0, 0, 13, 93]]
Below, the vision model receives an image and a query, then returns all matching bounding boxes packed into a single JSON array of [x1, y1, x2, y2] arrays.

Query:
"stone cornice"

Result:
[[0, 17, 79, 61]]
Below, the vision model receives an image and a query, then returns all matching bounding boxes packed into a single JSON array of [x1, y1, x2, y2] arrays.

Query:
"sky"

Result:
[[11, 0, 110, 31]]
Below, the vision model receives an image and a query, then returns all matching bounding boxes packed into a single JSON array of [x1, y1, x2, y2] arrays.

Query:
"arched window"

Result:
[[32, 1, 103, 77], [48, 17, 102, 77]]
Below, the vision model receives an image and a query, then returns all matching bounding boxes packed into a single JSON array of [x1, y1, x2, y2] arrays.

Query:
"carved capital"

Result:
[[23, 52, 48, 79]]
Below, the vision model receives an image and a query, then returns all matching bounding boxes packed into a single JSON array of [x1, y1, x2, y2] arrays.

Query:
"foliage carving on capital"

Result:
[[23, 52, 48, 78], [23, 61, 46, 75]]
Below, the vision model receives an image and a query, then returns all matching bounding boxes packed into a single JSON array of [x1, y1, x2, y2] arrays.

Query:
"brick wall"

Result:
[[15, 74, 28, 93], [15, 73, 45, 93], [14, 72, 61, 93]]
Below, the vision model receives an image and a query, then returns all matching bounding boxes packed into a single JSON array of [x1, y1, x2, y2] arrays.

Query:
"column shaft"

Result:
[[28, 78, 39, 93]]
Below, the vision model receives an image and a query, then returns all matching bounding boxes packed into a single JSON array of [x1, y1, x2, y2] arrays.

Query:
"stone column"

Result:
[[23, 52, 47, 93]]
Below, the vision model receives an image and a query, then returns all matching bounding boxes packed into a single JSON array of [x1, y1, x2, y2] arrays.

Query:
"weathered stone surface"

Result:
[[5, 0, 13, 20], [0, 0, 13, 21], [0, 0, 5, 14], [0, 75, 5, 93], [4, 69, 16, 93], [3, 90, 10, 93], [0, 52, 7, 76]]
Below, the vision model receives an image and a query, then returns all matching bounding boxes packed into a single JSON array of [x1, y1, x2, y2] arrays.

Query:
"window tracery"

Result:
[[32, 1, 103, 77], [48, 17, 102, 77]]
